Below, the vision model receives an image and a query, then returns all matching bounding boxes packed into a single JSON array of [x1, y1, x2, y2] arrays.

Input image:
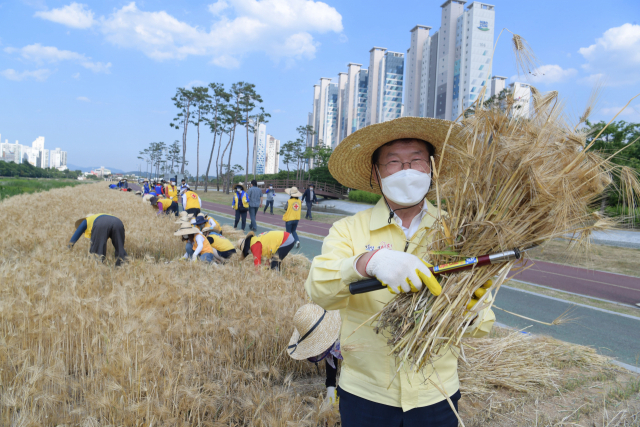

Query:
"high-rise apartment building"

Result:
[[336, 72, 348, 144], [366, 47, 387, 126], [354, 69, 369, 133], [323, 83, 339, 148], [403, 1, 495, 120], [343, 63, 362, 139], [510, 82, 531, 118], [264, 135, 280, 175], [378, 51, 405, 123], [490, 75, 507, 97], [405, 26, 431, 117], [252, 123, 267, 175]]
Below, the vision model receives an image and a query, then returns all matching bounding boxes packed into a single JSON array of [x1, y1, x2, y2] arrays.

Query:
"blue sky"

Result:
[[1, 0, 639, 173]]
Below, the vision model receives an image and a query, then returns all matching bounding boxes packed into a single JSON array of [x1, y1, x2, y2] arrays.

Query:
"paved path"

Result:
[[198, 199, 640, 308], [510, 260, 640, 306]]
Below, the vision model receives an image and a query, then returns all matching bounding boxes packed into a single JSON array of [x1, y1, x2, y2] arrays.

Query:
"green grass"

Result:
[[0, 177, 87, 201], [348, 190, 382, 204]]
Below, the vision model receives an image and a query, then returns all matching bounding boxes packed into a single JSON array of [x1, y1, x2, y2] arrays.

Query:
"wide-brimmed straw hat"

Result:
[[74, 214, 95, 229], [237, 231, 255, 259], [328, 116, 464, 195], [284, 187, 303, 198], [174, 212, 194, 224], [234, 184, 245, 191], [174, 223, 198, 236], [287, 304, 341, 360]]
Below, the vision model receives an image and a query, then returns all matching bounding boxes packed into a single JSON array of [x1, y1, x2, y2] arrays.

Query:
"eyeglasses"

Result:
[[378, 159, 431, 175]]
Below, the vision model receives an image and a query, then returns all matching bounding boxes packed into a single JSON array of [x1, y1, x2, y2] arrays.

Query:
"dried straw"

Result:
[[373, 86, 640, 373]]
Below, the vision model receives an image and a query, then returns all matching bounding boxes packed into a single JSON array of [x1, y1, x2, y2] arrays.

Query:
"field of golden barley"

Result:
[[0, 184, 638, 426]]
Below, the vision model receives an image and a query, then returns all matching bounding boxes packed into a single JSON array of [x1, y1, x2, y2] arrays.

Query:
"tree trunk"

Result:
[[220, 132, 234, 194], [204, 113, 219, 193], [216, 132, 224, 192], [181, 106, 191, 174], [226, 123, 237, 194]]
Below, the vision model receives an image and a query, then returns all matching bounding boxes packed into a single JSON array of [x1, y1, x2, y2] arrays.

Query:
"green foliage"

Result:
[[586, 120, 640, 207], [0, 161, 81, 179], [348, 190, 382, 204], [308, 166, 340, 186], [0, 177, 85, 200]]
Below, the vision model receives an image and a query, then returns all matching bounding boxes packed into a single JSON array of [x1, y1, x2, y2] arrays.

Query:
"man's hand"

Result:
[[364, 249, 441, 295], [466, 279, 493, 309], [191, 254, 198, 262]]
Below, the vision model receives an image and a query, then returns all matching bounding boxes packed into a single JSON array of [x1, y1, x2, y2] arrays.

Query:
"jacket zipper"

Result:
[[404, 240, 410, 252]]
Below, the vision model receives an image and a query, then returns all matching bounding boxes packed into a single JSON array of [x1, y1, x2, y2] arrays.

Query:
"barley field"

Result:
[[0, 184, 638, 426]]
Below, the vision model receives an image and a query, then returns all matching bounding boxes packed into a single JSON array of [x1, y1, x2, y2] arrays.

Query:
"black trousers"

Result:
[[186, 207, 200, 216], [269, 239, 294, 269], [90, 216, 127, 266], [338, 387, 461, 427], [263, 200, 274, 213], [166, 201, 179, 216], [234, 210, 247, 230]]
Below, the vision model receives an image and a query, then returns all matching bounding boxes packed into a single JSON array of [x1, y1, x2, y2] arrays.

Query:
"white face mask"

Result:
[[379, 168, 431, 207]]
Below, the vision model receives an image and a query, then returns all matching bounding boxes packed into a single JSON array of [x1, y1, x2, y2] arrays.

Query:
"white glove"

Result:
[[191, 254, 198, 262], [326, 386, 337, 404], [365, 248, 442, 295]]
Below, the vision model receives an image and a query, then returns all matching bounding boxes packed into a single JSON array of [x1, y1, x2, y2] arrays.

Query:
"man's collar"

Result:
[[370, 198, 437, 231]]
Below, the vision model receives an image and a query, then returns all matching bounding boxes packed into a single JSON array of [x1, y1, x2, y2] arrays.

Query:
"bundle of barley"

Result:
[[373, 35, 640, 373]]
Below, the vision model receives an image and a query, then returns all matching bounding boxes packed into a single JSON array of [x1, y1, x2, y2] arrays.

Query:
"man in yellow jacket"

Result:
[[231, 184, 249, 231], [304, 117, 495, 426], [181, 188, 202, 216]]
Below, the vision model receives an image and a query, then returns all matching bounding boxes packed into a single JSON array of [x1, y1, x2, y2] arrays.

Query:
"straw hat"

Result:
[[74, 214, 95, 229], [237, 231, 255, 259], [234, 184, 245, 191], [174, 223, 198, 236], [174, 212, 194, 224], [287, 304, 341, 360], [328, 116, 464, 195], [284, 187, 303, 198]]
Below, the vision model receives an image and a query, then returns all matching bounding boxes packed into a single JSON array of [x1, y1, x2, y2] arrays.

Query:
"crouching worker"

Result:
[[193, 213, 222, 234], [151, 196, 179, 216], [288, 303, 342, 404], [238, 230, 294, 271], [174, 223, 214, 263], [69, 214, 127, 266], [201, 227, 236, 263]]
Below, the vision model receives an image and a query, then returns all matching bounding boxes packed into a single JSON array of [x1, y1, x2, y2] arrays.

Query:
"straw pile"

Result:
[[374, 44, 640, 371]]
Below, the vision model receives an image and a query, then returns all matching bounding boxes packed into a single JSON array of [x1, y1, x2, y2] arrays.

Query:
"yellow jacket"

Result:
[[232, 191, 249, 210], [184, 191, 201, 210], [304, 198, 495, 411], [282, 198, 301, 222], [158, 199, 174, 211], [84, 214, 113, 239], [250, 231, 285, 258], [166, 185, 178, 202]]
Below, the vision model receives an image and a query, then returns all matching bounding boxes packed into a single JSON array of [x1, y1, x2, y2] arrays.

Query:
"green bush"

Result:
[[348, 190, 382, 204], [0, 177, 86, 201]]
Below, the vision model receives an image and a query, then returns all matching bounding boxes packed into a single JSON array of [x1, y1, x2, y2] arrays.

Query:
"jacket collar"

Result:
[[370, 197, 438, 232]]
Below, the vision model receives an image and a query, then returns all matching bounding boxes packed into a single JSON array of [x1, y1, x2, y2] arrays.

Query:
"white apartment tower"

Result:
[[366, 47, 387, 126], [336, 72, 348, 145], [323, 83, 339, 149], [378, 51, 405, 123], [490, 75, 507, 97], [344, 63, 362, 138], [253, 123, 267, 175], [404, 26, 431, 117], [264, 135, 280, 175], [510, 82, 531, 119], [403, 1, 495, 120]]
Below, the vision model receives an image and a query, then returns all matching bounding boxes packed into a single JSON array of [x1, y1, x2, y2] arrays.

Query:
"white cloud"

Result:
[[185, 80, 206, 89], [43, 1, 342, 67], [578, 23, 640, 86], [35, 2, 95, 29], [600, 104, 640, 122], [7, 43, 111, 73], [72, 72, 80, 79], [511, 64, 577, 85], [1, 68, 52, 81], [76, 96, 90, 102], [208, 0, 229, 15]]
